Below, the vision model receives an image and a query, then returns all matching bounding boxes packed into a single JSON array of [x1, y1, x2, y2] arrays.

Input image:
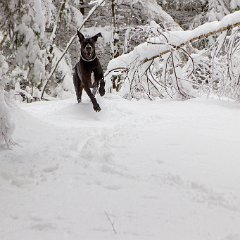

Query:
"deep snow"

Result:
[[0, 94, 240, 240]]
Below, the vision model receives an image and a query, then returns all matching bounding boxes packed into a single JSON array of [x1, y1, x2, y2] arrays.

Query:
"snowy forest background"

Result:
[[1, 0, 240, 144]]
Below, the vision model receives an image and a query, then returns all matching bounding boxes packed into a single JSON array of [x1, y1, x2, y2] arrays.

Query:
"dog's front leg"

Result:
[[93, 67, 105, 97], [84, 86, 101, 112], [99, 80, 105, 96]]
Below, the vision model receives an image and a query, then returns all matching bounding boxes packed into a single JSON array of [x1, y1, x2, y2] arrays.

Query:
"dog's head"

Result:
[[77, 31, 102, 61]]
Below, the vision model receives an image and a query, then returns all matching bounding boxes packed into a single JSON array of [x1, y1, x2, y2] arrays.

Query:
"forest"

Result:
[[1, 1, 240, 240], [1, 0, 240, 144]]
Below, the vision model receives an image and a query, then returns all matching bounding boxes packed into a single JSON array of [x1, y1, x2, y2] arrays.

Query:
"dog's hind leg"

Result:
[[78, 84, 83, 103], [73, 69, 82, 103], [92, 87, 98, 96], [91, 81, 99, 96]]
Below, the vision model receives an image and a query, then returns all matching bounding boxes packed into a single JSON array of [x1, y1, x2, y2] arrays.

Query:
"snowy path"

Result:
[[1, 94, 240, 240]]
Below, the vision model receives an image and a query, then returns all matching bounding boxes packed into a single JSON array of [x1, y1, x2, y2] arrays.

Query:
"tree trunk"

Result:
[[111, 0, 119, 58], [80, 0, 84, 15]]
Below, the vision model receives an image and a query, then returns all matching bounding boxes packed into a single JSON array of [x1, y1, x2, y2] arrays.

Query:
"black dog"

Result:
[[73, 31, 105, 112]]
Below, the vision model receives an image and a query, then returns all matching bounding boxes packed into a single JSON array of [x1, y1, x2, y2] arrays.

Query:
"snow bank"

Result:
[[1, 96, 240, 239], [0, 55, 15, 148]]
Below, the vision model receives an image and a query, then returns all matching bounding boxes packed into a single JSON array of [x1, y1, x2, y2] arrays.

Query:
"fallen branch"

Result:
[[41, 0, 105, 99]]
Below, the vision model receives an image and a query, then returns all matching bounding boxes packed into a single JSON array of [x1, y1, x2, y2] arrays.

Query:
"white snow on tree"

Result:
[[0, 55, 15, 148], [106, 11, 240, 100]]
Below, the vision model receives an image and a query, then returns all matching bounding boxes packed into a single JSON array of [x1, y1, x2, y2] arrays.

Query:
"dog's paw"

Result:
[[99, 85, 105, 97], [93, 104, 101, 112], [77, 98, 81, 103]]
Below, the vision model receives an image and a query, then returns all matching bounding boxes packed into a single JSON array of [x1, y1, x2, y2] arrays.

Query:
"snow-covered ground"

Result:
[[1, 94, 240, 240]]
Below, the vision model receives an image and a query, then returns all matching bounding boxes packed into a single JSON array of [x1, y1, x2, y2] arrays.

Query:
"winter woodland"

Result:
[[1, 0, 240, 239], [1, 0, 240, 145]]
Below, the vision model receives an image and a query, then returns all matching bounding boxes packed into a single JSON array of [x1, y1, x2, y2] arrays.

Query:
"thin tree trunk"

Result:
[[80, 0, 84, 15], [111, 0, 119, 58]]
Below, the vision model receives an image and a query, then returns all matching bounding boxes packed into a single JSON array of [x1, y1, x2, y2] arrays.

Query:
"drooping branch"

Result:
[[106, 11, 240, 76], [41, 0, 105, 99], [105, 11, 240, 101], [145, 21, 240, 64]]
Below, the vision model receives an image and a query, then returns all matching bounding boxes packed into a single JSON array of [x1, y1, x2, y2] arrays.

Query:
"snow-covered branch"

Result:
[[106, 10, 240, 73], [105, 10, 240, 100]]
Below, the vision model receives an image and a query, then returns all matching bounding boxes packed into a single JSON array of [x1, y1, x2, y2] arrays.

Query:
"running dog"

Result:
[[73, 31, 105, 112]]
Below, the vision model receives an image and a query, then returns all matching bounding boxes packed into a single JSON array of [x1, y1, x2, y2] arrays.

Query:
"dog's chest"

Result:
[[91, 72, 95, 85]]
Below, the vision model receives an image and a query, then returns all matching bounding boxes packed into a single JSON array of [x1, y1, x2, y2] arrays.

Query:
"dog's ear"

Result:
[[92, 32, 102, 42], [77, 31, 84, 42]]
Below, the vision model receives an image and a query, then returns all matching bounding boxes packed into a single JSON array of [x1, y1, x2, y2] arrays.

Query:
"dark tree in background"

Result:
[[80, 0, 85, 15]]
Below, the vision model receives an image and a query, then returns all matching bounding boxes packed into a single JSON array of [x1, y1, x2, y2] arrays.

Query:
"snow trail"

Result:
[[1, 95, 240, 240]]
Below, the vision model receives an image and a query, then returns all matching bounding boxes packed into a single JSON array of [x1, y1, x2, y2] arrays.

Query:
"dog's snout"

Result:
[[85, 44, 92, 52]]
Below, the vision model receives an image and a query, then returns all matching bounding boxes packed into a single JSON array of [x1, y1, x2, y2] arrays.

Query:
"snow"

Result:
[[0, 55, 15, 148], [83, 26, 113, 45], [1, 94, 240, 240], [70, 5, 84, 28], [33, 0, 46, 37], [231, 0, 240, 9], [51, 46, 75, 98]]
